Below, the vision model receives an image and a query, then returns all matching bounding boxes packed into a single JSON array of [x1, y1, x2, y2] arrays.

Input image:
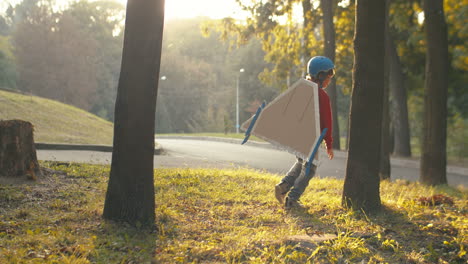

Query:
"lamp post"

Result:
[[236, 68, 245, 133]]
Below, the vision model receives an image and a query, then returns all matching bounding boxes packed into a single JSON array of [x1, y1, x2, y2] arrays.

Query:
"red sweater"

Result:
[[318, 88, 333, 150]]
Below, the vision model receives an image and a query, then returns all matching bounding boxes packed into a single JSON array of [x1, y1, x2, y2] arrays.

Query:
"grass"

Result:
[[0, 163, 466, 263], [0, 90, 113, 145]]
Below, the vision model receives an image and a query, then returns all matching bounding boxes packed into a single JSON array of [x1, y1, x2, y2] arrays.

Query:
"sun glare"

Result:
[[115, 0, 246, 20], [1, 0, 245, 20], [164, 0, 246, 20]]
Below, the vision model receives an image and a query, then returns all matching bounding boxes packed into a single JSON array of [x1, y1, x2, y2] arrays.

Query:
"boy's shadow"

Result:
[[283, 205, 337, 254]]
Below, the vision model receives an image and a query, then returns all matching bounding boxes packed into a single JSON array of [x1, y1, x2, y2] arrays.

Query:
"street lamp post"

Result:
[[236, 68, 244, 133]]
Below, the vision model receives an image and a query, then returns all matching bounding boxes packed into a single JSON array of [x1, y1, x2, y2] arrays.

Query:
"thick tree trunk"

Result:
[[380, 0, 392, 180], [0, 120, 41, 180], [420, 0, 448, 185], [342, 0, 385, 212], [380, 83, 391, 180], [321, 0, 340, 150], [103, 0, 165, 226], [388, 34, 412, 157]]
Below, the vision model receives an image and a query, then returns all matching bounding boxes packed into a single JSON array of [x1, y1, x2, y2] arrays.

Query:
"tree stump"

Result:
[[0, 120, 41, 180]]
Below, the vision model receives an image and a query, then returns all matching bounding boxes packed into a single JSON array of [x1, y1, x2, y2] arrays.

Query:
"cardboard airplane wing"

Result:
[[241, 78, 323, 164]]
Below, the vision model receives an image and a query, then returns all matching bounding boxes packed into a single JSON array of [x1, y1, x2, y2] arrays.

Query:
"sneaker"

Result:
[[285, 197, 306, 210], [275, 182, 290, 204]]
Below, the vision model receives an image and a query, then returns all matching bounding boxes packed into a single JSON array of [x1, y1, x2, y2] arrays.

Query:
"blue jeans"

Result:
[[281, 158, 317, 201]]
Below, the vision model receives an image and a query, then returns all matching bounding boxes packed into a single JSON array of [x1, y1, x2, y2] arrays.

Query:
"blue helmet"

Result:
[[307, 56, 335, 78]]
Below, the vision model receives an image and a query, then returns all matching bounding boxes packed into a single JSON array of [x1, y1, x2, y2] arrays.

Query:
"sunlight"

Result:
[[1, 0, 246, 20], [164, 0, 246, 20], [115, 0, 247, 20]]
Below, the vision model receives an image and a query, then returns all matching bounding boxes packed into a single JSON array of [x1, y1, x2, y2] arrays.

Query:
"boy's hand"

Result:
[[327, 148, 334, 160]]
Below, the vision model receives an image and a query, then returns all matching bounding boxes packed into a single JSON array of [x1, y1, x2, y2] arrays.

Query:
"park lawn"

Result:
[[0, 163, 466, 263]]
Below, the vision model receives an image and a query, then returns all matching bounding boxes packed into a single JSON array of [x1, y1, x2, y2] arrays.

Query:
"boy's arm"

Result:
[[327, 148, 334, 160], [319, 89, 334, 159]]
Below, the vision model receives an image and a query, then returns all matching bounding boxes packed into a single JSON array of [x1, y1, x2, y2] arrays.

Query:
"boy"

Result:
[[275, 56, 335, 209]]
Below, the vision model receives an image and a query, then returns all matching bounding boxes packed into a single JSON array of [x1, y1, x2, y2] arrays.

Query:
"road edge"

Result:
[[156, 135, 468, 176], [35, 142, 164, 155]]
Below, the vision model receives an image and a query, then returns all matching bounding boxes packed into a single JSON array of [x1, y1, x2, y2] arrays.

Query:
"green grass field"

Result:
[[0, 163, 466, 263], [0, 90, 113, 145]]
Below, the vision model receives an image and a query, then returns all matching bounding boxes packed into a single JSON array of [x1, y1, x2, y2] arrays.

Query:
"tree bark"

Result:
[[387, 31, 412, 157], [0, 120, 41, 180], [342, 0, 385, 212], [380, 82, 391, 180], [320, 0, 340, 150], [380, 0, 392, 180], [103, 0, 165, 226], [420, 0, 448, 185], [302, 0, 312, 76]]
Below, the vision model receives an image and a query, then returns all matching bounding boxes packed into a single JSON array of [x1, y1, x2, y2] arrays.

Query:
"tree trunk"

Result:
[[388, 30, 412, 157], [0, 120, 41, 180], [342, 0, 385, 212], [321, 0, 340, 150], [302, 0, 312, 76], [380, 87, 391, 181], [420, 0, 448, 185], [103, 0, 165, 226], [380, 0, 392, 180]]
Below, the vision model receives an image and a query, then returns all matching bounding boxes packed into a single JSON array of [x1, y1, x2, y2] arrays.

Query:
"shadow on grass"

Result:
[[90, 221, 156, 263], [287, 206, 332, 235], [360, 205, 466, 263]]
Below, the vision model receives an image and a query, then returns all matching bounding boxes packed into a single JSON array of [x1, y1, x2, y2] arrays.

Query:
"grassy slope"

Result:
[[0, 90, 113, 144], [0, 163, 466, 263]]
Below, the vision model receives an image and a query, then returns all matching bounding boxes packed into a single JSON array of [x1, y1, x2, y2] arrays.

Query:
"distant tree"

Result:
[[211, 1, 321, 90], [320, 0, 340, 150], [0, 36, 17, 89], [0, 16, 8, 35], [156, 18, 274, 133], [388, 35, 412, 157], [13, 1, 98, 110], [4, 0, 38, 34], [420, 0, 449, 185], [386, 0, 412, 157], [334, 1, 355, 149], [301, 0, 313, 71], [9, 0, 124, 118], [156, 50, 217, 133], [64, 0, 125, 120], [342, 0, 385, 212], [103, 0, 165, 226]]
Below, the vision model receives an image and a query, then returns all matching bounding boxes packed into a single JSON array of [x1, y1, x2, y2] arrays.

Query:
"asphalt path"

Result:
[[37, 138, 467, 188]]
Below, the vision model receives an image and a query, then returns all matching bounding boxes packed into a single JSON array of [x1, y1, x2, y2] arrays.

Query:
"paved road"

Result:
[[37, 138, 467, 188]]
